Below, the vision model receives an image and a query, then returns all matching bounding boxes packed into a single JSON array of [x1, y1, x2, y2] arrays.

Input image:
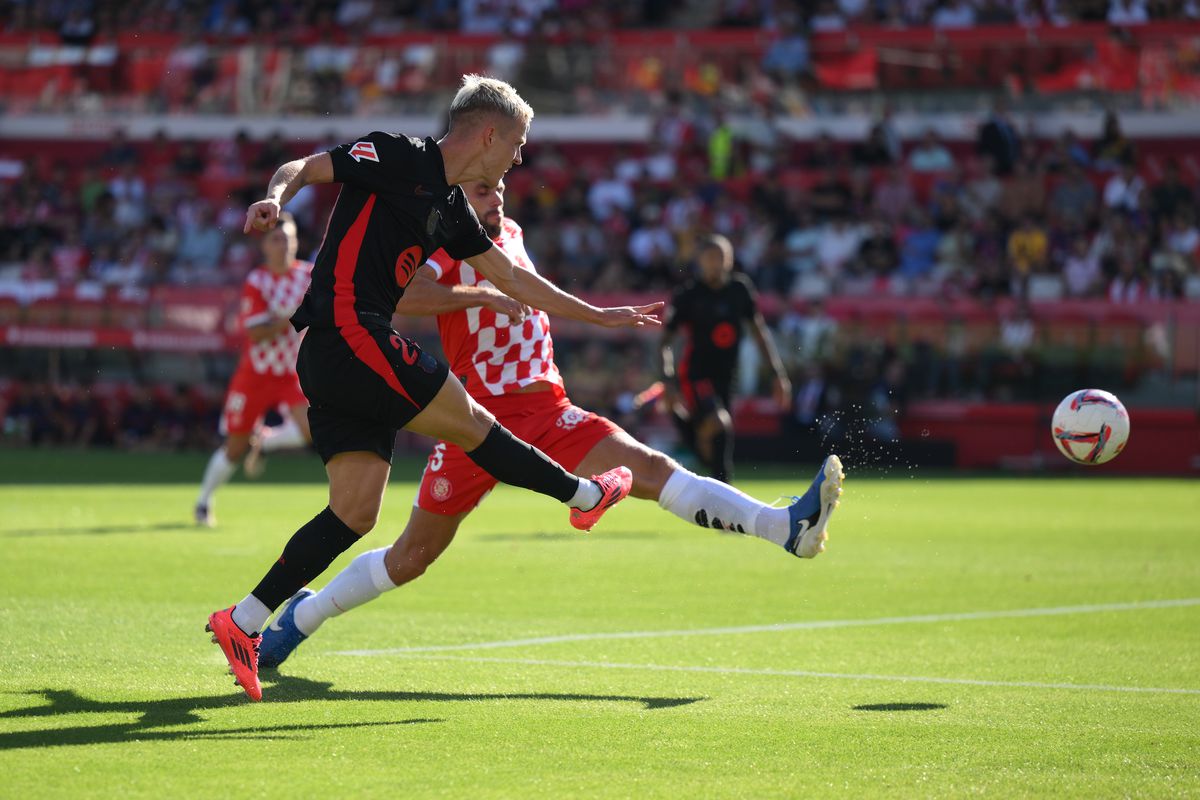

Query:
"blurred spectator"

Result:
[[817, 217, 864, 275], [1008, 214, 1050, 278], [1149, 159, 1196, 223], [173, 205, 225, 279], [1041, 130, 1092, 173], [1093, 111, 1136, 169], [978, 98, 1022, 176], [962, 157, 1003, 222], [1109, 252, 1148, 301], [809, 1, 848, 30], [852, 120, 898, 167], [898, 209, 942, 280], [1049, 162, 1098, 227], [809, 167, 853, 221], [933, 0, 978, 27], [761, 11, 810, 81], [907, 128, 955, 172], [1103, 162, 1146, 213], [587, 167, 635, 222], [859, 217, 900, 277], [1063, 235, 1105, 297], [873, 165, 917, 224], [1108, 0, 1150, 24]]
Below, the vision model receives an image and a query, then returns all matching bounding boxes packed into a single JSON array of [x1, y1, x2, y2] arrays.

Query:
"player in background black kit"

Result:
[[205, 75, 661, 702], [661, 234, 791, 483]]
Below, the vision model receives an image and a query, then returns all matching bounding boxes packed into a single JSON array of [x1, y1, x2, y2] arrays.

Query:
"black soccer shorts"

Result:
[[297, 323, 449, 464]]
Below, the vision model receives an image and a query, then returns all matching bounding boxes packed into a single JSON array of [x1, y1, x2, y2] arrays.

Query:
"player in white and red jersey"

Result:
[[256, 180, 846, 667], [194, 212, 313, 526]]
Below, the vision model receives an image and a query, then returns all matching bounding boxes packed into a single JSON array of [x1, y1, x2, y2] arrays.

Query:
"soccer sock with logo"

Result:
[[230, 506, 361, 635], [197, 448, 237, 506], [292, 547, 395, 636], [260, 418, 307, 452], [657, 468, 790, 546], [466, 421, 601, 510]]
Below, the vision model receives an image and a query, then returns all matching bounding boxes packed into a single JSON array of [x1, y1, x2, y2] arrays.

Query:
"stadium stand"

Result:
[[1, 1, 1198, 471]]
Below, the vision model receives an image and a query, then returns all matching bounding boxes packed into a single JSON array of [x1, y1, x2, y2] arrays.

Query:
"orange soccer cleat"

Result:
[[206, 606, 262, 702], [569, 466, 633, 532]]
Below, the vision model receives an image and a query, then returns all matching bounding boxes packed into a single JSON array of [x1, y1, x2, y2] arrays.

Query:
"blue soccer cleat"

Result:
[[784, 455, 845, 559], [258, 587, 315, 669]]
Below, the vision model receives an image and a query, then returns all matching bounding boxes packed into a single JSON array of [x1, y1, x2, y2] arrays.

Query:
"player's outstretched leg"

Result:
[[244, 409, 310, 479], [783, 455, 844, 558], [406, 376, 633, 531], [576, 432, 845, 559]]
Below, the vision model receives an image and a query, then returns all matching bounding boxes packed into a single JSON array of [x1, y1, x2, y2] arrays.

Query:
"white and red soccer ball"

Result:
[[1051, 389, 1130, 465]]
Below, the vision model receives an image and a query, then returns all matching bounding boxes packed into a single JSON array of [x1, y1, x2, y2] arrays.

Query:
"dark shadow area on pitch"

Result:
[[0, 522, 196, 538], [0, 675, 701, 751], [853, 702, 947, 712]]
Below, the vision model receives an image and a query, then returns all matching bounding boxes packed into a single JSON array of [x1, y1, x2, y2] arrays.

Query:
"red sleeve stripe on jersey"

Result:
[[332, 193, 419, 408]]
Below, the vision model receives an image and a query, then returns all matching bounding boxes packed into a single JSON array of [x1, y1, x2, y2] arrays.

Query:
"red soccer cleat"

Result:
[[569, 466, 633, 532], [206, 606, 262, 702]]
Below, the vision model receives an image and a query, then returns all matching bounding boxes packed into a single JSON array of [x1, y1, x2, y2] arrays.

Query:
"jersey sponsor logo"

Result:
[[710, 321, 737, 349], [394, 245, 422, 287], [430, 476, 452, 502], [349, 141, 379, 163]]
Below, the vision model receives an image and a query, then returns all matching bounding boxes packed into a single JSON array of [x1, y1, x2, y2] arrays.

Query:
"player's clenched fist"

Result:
[[244, 200, 282, 233]]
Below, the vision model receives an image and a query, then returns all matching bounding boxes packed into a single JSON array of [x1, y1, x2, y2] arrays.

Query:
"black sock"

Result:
[[250, 506, 360, 611], [466, 422, 579, 503]]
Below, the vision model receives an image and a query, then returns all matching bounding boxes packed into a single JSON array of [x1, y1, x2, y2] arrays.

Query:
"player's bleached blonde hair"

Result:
[[448, 74, 534, 131]]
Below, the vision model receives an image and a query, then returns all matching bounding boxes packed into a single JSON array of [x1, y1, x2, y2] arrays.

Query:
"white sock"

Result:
[[568, 477, 602, 511], [231, 594, 271, 636], [657, 468, 790, 546], [260, 418, 307, 453], [197, 448, 237, 506], [292, 547, 396, 636]]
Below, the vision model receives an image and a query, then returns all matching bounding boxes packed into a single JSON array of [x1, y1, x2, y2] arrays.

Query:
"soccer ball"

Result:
[[1051, 389, 1130, 465]]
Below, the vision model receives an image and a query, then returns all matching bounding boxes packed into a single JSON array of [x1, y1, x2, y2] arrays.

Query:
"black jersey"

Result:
[[665, 273, 759, 385], [292, 132, 492, 332]]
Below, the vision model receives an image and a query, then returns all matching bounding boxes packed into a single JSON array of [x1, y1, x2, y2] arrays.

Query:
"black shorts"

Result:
[[297, 324, 449, 464], [679, 376, 732, 418]]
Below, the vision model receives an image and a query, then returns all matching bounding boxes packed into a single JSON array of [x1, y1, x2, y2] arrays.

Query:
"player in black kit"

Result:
[[661, 234, 790, 482], [206, 75, 661, 701]]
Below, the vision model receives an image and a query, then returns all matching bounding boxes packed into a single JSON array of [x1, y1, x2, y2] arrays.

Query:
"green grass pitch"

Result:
[[1, 451, 1197, 798]]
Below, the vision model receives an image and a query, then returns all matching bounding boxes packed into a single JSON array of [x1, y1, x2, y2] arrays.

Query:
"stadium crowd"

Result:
[[6, 0, 1198, 40], [1, 111, 1196, 301]]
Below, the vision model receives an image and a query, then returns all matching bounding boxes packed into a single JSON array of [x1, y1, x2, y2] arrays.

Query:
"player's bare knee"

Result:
[[330, 504, 378, 536], [633, 450, 679, 500], [224, 438, 251, 462]]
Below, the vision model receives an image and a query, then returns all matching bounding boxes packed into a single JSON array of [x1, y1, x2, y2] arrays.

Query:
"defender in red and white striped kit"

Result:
[[194, 213, 313, 526], [255, 180, 845, 667]]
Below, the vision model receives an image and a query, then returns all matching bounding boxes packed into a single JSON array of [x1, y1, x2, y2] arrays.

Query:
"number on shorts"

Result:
[[429, 442, 446, 472]]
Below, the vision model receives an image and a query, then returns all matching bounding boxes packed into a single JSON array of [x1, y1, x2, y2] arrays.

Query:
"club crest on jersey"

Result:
[[349, 141, 379, 163], [556, 406, 586, 431], [430, 476, 452, 502]]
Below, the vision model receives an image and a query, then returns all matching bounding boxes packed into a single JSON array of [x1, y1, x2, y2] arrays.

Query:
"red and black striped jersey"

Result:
[[291, 132, 493, 332]]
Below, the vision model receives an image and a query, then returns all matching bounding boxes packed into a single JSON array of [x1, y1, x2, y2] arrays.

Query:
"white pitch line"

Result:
[[334, 597, 1200, 656], [388, 654, 1200, 696]]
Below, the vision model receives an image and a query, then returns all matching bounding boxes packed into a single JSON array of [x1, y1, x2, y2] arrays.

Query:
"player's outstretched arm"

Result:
[[465, 245, 662, 329], [244, 153, 334, 233], [395, 267, 531, 319]]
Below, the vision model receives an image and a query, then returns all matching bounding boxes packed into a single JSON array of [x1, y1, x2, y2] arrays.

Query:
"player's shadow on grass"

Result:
[[0, 522, 196, 537], [0, 674, 702, 751], [853, 702, 947, 712]]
